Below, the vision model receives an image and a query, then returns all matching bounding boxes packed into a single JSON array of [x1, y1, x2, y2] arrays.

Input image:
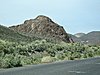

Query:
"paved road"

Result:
[[0, 57, 100, 75]]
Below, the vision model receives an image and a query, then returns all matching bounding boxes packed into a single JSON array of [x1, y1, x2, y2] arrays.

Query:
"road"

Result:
[[0, 57, 100, 75]]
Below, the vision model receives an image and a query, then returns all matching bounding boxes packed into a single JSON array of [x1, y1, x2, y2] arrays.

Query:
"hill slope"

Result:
[[0, 25, 34, 42]]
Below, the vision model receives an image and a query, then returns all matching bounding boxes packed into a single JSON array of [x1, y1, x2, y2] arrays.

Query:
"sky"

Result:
[[0, 0, 100, 34]]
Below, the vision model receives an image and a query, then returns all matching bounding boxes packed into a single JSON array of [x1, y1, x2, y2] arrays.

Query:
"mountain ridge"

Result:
[[71, 31, 100, 45]]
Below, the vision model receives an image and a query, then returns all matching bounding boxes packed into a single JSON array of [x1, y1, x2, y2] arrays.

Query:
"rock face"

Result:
[[9, 15, 71, 43]]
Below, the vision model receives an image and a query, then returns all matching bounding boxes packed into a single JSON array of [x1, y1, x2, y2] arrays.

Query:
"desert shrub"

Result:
[[19, 56, 32, 65], [41, 56, 54, 63], [55, 52, 65, 60], [30, 53, 42, 64], [0, 54, 22, 68]]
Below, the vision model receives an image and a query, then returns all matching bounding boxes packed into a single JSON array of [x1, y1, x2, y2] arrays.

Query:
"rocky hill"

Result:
[[9, 15, 71, 43]]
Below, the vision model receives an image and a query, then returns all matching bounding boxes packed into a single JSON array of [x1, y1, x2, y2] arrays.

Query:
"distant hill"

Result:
[[9, 15, 72, 43], [79, 31, 100, 45], [70, 31, 100, 45], [74, 33, 86, 38]]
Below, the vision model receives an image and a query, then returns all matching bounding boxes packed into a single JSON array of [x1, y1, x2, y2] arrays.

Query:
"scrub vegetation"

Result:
[[0, 39, 100, 68]]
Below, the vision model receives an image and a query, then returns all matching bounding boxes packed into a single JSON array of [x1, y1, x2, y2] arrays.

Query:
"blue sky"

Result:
[[0, 0, 100, 34]]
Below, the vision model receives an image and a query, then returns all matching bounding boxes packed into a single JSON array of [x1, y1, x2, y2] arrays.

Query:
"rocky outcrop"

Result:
[[9, 15, 71, 43]]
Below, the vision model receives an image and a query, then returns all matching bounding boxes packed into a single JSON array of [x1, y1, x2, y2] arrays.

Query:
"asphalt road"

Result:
[[0, 57, 100, 75]]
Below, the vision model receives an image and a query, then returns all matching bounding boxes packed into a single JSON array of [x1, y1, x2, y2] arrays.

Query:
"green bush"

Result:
[[41, 56, 54, 63], [0, 54, 22, 68]]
